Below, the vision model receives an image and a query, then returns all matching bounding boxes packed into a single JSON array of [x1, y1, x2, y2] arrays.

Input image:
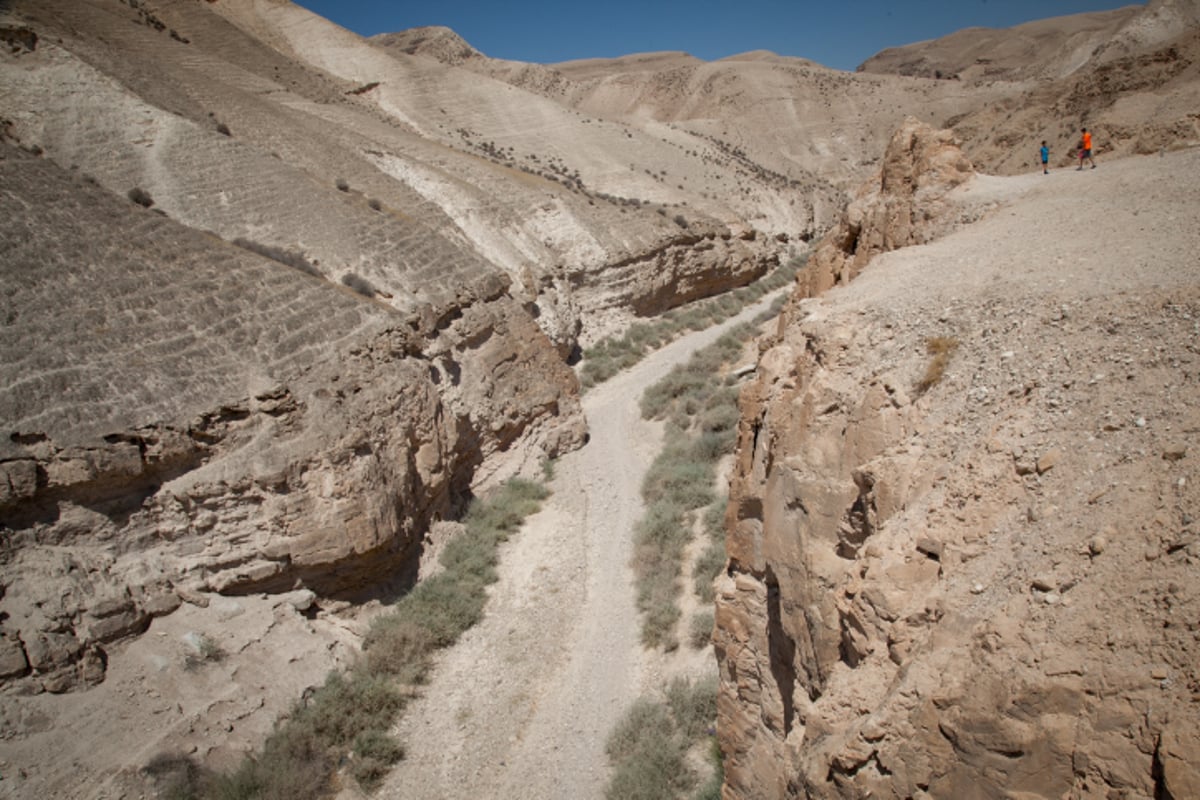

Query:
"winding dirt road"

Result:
[[380, 291, 783, 800]]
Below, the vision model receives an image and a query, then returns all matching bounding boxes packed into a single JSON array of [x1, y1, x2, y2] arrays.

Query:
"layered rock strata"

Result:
[[0, 142, 585, 691]]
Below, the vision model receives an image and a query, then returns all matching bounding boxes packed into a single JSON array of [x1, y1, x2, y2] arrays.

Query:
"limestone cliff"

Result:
[[715, 127, 1200, 798]]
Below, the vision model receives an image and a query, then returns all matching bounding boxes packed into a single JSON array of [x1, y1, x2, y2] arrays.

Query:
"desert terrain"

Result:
[[1, 0, 1199, 798]]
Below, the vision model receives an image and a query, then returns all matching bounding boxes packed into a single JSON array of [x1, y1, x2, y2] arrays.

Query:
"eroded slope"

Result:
[[716, 130, 1200, 798]]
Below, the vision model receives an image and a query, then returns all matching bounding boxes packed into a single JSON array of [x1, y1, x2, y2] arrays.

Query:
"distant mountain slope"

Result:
[[856, 6, 1141, 81]]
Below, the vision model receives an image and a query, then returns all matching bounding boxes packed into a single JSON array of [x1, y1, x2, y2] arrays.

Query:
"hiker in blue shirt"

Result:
[[1040, 141, 1050, 174]]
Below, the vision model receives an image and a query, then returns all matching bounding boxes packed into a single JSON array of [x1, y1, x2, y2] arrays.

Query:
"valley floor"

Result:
[[379, 291, 784, 800]]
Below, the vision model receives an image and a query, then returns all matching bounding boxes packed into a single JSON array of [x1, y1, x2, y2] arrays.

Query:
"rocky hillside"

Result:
[[0, 0, 810, 695], [715, 121, 1200, 798], [864, 0, 1200, 175], [0, 0, 1198, 796], [0, 137, 586, 693]]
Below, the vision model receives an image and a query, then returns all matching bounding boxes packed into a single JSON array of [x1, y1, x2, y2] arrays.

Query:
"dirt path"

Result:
[[380, 291, 783, 800]]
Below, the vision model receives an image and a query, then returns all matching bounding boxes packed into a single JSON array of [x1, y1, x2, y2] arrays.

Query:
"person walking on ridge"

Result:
[[1040, 140, 1050, 174], [1077, 128, 1096, 170]]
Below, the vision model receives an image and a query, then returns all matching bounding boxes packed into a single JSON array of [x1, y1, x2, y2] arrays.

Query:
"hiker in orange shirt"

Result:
[[1077, 128, 1096, 170]]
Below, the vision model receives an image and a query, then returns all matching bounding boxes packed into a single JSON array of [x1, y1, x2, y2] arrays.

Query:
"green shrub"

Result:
[[291, 671, 404, 748], [604, 681, 724, 800], [362, 615, 433, 683], [401, 571, 487, 646], [350, 730, 404, 789], [605, 737, 694, 800], [688, 610, 714, 649], [606, 699, 675, 763], [693, 541, 726, 604], [666, 675, 718, 740]]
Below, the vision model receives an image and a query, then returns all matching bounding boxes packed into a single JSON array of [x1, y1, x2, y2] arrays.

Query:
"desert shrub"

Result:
[[400, 571, 487, 646], [915, 335, 960, 394], [183, 633, 224, 671], [666, 675, 718, 740], [604, 682, 725, 800], [693, 539, 726, 604], [463, 477, 548, 533], [693, 738, 725, 800], [211, 631, 410, 796], [335, 178, 350, 192], [341, 272, 376, 297], [144, 753, 212, 800], [673, 214, 689, 229], [697, 403, 739, 435], [350, 730, 404, 789], [362, 615, 433, 683], [215, 122, 231, 137], [291, 671, 404, 748], [688, 610, 714, 649], [368, 197, 382, 211], [606, 740, 694, 800], [127, 187, 154, 207], [231, 238, 320, 277], [606, 699, 675, 763]]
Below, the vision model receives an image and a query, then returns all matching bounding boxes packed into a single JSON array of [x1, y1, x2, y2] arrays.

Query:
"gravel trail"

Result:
[[380, 290, 784, 800]]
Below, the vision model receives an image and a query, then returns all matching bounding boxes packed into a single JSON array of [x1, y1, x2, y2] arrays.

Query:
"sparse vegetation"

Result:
[[579, 254, 805, 391], [215, 122, 231, 137], [231, 238, 321, 277], [368, 197, 382, 211], [182, 633, 224, 670], [915, 335, 960, 393], [604, 676, 720, 800], [688, 610, 714, 649], [162, 478, 549, 799], [633, 318, 761, 647], [127, 187, 154, 207], [335, 177, 350, 192], [341, 272, 377, 297]]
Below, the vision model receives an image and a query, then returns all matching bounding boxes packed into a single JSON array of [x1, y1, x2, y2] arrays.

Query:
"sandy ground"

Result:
[[379, 293, 783, 800]]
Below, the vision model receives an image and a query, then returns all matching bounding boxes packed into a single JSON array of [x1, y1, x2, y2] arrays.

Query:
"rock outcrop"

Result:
[[0, 141, 585, 692], [797, 118, 975, 298], [715, 132, 1200, 797]]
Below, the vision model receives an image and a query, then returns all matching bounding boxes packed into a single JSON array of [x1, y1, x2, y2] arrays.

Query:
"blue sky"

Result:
[[291, 1, 1142, 71]]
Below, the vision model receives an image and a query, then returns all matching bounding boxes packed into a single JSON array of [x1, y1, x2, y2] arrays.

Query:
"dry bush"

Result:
[[688, 610, 714, 649], [127, 187, 154, 207], [231, 238, 320, 277], [916, 335, 960, 393], [341, 273, 376, 297]]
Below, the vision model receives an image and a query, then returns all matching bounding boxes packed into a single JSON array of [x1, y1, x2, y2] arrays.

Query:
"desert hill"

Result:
[[857, 6, 1143, 81], [397, 0, 1199, 179], [1, 0, 1199, 797]]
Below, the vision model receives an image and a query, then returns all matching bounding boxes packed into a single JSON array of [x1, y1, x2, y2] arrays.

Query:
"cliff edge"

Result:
[[716, 127, 1200, 798]]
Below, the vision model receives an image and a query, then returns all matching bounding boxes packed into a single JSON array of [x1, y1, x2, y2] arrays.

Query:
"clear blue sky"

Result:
[[291, 1, 1142, 71]]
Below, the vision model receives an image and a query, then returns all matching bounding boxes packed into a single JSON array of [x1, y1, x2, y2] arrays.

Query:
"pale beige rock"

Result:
[[716, 141, 1200, 798]]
